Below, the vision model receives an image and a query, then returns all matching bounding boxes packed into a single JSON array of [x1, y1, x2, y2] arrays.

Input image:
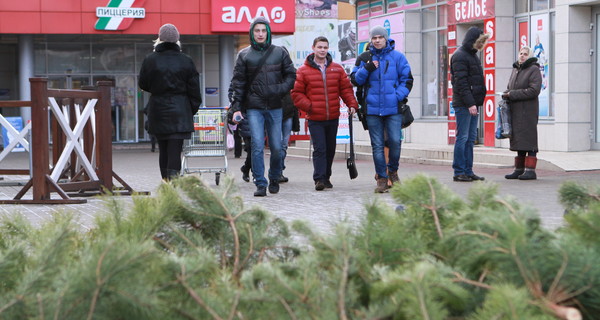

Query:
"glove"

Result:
[[365, 60, 377, 72]]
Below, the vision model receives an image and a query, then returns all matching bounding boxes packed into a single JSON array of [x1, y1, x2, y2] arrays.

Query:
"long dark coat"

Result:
[[139, 42, 202, 136], [506, 57, 542, 152]]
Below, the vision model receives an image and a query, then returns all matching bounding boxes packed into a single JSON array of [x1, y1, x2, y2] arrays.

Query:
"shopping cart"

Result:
[[181, 107, 228, 185]]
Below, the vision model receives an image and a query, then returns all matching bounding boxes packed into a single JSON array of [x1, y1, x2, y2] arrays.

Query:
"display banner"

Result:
[[447, 0, 495, 24], [211, 0, 295, 33], [530, 14, 550, 116]]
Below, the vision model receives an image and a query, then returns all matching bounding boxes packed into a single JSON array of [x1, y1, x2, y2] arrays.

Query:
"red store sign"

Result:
[[447, 0, 495, 24], [211, 0, 295, 33]]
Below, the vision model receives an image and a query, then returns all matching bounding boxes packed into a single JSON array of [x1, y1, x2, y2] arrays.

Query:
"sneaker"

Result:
[[240, 165, 250, 182], [453, 174, 473, 182], [254, 186, 267, 197], [324, 180, 333, 189], [468, 174, 485, 181], [268, 180, 280, 194], [278, 174, 289, 183], [315, 180, 325, 191]]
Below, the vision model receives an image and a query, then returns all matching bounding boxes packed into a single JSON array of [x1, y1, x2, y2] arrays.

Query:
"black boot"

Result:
[[519, 156, 537, 180], [240, 165, 250, 182], [160, 168, 168, 180], [505, 156, 525, 179], [166, 169, 180, 181], [268, 179, 280, 194]]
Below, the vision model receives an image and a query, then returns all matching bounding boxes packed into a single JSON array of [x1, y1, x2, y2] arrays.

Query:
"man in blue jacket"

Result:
[[351, 26, 412, 193], [450, 27, 489, 182]]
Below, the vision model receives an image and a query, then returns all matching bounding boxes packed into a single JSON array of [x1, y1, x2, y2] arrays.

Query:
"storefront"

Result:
[[0, 0, 296, 143], [358, 0, 600, 151]]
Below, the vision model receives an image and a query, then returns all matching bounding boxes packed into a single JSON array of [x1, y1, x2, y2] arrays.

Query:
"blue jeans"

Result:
[[366, 113, 402, 179], [453, 107, 479, 176], [308, 119, 339, 182], [281, 117, 293, 172], [247, 108, 283, 187]]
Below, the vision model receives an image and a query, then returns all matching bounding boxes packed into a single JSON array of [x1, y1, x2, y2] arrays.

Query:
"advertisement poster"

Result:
[[387, 0, 419, 13], [296, 0, 338, 19], [357, 0, 370, 20], [273, 19, 340, 69], [338, 20, 357, 64], [530, 14, 550, 116]]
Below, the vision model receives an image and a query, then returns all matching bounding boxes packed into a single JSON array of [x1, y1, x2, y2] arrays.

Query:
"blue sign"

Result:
[[2, 117, 25, 152]]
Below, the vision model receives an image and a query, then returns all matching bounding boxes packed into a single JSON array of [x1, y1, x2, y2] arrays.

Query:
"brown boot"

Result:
[[375, 175, 389, 193], [388, 170, 400, 186], [519, 156, 537, 180], [505, 156, 525, 179]]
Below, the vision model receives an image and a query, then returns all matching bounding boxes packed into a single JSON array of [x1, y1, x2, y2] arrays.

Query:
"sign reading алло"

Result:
[[447, 0, 494, 24], [211, 0, 295, 33]]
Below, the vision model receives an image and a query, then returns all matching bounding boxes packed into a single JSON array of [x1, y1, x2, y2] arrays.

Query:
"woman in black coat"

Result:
[[139, 24, 202, 180], [502, 46, 542, 180]]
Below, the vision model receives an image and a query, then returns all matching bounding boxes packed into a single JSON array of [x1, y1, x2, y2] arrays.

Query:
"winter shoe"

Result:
[[453, 174, 473, 182], [505, 156, 525, 179], [468, 174, 485, 181], [324, 180, 333, 189], [268, 179, 280, 194], [160, 167, 168, 180], [240, 165, 250, 182], [518, 156, 537, 180], [315, 180, 326, 191], [388, 171, 400, 186], [254, 186, 267, 197], [375, 176, 389, 193], [278, 174, 289, 183], [166, 169, 180, 181]]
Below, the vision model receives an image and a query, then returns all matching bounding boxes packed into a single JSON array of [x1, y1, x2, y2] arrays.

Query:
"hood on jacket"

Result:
[[306, 52, 333, 69], [513, 56, 539, 69], [368, 38, 396, 55], [461, 27, 485, 53], [249, 16, 272, 51]]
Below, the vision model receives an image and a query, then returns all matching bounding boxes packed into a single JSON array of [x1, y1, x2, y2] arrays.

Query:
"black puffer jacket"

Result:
[[230, 17, 296, 112], [451, 27, 486, 108], [139, 42, 201, 135]]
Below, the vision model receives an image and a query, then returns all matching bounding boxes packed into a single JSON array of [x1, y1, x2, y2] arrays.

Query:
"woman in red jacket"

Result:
[[292, 36, 358, 191]]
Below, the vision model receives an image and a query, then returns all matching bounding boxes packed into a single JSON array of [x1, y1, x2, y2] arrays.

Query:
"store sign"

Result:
[[95, 0, 146, 31], [447, 0, 494, 24], [211, 0, 295, 33]]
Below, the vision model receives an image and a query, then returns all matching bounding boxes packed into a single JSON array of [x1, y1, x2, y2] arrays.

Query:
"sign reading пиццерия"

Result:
[[95, 0, 146, 31]]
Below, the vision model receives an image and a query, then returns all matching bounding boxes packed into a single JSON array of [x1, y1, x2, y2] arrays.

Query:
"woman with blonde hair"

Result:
[[502, 46, 543, 180]]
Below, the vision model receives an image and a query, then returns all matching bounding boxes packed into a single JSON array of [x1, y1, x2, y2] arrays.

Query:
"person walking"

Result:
[[292, 36, 358, 191], [350, 26, 412, 193], [279, 92, 299, 183], [450, 26, 489, 182], [503, 46, 542, 180], [139, 23, 202, 180], [229, 17, 296, 197]]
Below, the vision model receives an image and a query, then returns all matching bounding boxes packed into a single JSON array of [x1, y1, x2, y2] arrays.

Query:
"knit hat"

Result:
[[158, 24, 179, 43], [370, 26, 388, 40]]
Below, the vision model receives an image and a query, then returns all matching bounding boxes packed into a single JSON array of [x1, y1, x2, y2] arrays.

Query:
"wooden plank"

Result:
[[0, 101, 31, 107]]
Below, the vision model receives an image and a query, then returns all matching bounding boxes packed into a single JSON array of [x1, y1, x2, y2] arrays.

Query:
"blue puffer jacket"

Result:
[[351, 39, 412, 116]]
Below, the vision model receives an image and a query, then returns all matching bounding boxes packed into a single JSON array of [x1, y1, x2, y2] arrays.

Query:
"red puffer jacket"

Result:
[[292, 53, 358, 121]]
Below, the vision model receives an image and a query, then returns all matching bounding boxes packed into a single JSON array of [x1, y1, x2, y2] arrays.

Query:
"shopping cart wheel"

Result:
[[215, 172, 220, 185]]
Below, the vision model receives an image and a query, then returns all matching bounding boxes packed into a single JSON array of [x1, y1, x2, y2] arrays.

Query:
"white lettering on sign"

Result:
[[485, 72, 494, 92], [520, 35, 527, 48], [485, 19, 494, 39], [221, 6, 286, 24], [485, 46, 494, 65], [454, 0, 487, 22], [96, 7, 145, 18], [485, 98, 494, 118]]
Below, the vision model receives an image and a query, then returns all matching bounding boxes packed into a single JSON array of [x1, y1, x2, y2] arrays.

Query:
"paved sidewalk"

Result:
[[1, 148, 599, 234]]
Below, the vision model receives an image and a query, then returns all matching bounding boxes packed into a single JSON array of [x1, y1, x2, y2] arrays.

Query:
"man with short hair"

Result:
[[351, 26, 413, 193], [230, 17, 296, 196], [292, 36, 358, 190], [450, 26, 489, 182]]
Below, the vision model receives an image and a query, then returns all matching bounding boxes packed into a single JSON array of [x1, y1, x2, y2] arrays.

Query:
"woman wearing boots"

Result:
[[502, 46, 542, 180], [139, 24, 202, 180]]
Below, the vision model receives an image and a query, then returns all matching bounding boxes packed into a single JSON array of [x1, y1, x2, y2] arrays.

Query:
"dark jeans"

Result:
[[158, 139, 184, 176], [452, 107, 478, 176], [308, 119, 339, 182]]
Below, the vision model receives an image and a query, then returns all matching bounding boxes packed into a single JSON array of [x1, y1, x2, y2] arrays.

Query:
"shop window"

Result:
[[516, 0, 528, 14], [34, 43, 46, 75], [92, 44, 135, 74], [422, 30, 448, 117], [531, 0, 548, 11], [438, 4, 447, 27], [47, 43, 90, 74], [422, 6, 436, 30]]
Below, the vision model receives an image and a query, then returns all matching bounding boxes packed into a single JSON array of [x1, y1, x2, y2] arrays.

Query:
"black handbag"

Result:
[[399, 102, 414, 128], [347, 117, 358, 179]]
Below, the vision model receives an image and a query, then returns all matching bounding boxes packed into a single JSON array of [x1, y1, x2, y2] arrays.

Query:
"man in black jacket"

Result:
[[450, 27, 489, 182], [230, 17, 296, 197]]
